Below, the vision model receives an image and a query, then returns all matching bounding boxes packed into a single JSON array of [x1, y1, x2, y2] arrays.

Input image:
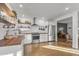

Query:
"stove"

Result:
[[32, 33, 40, 43]]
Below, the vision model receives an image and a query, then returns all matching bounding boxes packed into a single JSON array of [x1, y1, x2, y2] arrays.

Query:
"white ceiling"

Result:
[[9, 3, 79, 21], [58, 17, 72, 23]]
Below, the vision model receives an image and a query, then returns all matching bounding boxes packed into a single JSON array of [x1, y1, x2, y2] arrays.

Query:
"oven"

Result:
[[32, 33, 40, 43]]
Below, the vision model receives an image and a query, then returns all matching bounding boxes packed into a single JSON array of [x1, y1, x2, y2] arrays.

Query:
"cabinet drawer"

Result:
[[40, 34, 48, 42]]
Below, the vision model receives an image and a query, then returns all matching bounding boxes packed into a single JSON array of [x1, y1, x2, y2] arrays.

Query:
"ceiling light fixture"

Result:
[[22, 14, 24, 17], [19, 4, 23, 8], [65, 7, 69, 10]]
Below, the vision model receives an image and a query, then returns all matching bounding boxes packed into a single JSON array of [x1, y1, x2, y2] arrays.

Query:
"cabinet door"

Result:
[[49, 36, 53, 41], [24, 34, 32, 44], [40, 34, 48, 42]]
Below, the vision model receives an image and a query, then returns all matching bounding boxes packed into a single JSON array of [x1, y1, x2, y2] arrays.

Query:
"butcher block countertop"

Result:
[[0, 36, 23, 47]]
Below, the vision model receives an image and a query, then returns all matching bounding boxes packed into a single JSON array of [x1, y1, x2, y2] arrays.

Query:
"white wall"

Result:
[[48, 20, 56, 25], [78, 12, 79, 27], [67, 22, 72, 39], [48, 20, 56, 41], [31, 18, 49, 33], [72, 11, 78, 49]]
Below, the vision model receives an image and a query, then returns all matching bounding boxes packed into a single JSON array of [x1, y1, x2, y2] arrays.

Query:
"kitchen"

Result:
[[0, 3, 55, 56], [18, 16, 49, 44]]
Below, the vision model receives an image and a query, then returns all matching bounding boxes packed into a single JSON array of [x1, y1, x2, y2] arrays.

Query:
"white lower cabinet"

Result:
[[49, 36, 53, 41], [24, 34, 48, 44], [24, 34, 32, 44], [40, 34, 48, 42]]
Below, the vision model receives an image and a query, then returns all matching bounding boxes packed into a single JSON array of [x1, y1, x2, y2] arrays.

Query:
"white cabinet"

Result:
[[40, 34, 48, 42], [0, 45, 23, 56], [49, 36, 53, 41], [24, 34, 32, 44], [24, 33, 48, 44]]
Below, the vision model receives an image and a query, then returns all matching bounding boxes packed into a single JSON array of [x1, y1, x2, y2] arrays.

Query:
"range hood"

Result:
[[32, 17, 38, 26]]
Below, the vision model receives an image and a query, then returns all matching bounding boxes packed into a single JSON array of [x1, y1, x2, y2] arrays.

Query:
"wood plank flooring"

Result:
[[24, 41, 79, 56]]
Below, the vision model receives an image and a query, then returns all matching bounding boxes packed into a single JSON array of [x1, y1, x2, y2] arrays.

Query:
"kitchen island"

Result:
[[0, 35, 24, 56]]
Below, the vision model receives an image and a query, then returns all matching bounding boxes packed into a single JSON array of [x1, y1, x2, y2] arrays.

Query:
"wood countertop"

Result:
[[0, 36, 23, 47]]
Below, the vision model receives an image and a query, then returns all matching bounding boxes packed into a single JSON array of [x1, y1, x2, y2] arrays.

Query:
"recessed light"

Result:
[[65, 7, 69, 10], [22, 14, 24, 17], [19, 4, 23, 8]]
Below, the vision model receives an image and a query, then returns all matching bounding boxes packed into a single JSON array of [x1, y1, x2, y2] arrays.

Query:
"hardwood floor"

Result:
[[24, 41, 79, 56]]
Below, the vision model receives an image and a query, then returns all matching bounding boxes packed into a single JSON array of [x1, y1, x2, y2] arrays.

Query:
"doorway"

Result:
[[57, 17, 72, 48]]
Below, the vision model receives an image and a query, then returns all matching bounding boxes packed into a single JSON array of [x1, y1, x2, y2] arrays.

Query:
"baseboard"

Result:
[[24, 41, 55, 45]]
